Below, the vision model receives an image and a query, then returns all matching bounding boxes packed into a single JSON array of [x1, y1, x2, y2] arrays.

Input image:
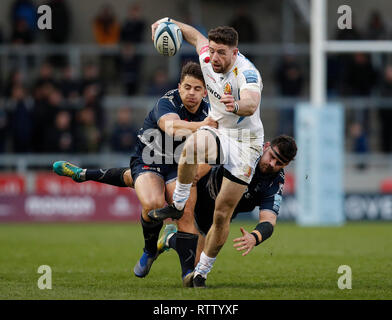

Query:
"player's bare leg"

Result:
[[193, 177, 247, 287], [204, 178, 247, 256], [133, 172, 166, 277], [162, 183, 199, 284], [166, 184, 198, 233], [154, 163, 211, 286], [177, 130, 217, 190], [134, 172, 165, 222], [148, 130, 217, 221]]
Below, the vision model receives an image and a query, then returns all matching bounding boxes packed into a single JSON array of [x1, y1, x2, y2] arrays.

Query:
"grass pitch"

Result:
[[0, 221, 391, 300]]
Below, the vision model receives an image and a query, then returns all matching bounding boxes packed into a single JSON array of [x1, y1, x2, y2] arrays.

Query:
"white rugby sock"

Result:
[[194, 251, 216, 279], [173, 181, 192, 210]]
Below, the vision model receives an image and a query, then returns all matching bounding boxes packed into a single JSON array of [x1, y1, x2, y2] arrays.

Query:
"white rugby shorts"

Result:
[[199, 126, 263, 184]]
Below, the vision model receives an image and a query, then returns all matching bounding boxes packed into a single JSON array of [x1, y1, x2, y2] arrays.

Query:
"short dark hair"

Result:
[[270, 135, 297, 163], [180, 61, 205, 85], [208, 26, 238, 47]]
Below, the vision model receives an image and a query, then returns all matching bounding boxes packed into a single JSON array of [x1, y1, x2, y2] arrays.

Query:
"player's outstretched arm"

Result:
[[151, 17, 208, 55], [158, 114, 217, 137], [233, 210, 276, 256]]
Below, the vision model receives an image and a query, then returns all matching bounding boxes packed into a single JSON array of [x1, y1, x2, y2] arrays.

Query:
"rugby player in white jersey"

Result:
[[149, 18, 264, 287]]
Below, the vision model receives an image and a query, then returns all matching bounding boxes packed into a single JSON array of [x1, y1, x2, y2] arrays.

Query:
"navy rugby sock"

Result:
[[169, 232, 198, 278], [85, 168, 128, 187], [141, 216, 163, 255]]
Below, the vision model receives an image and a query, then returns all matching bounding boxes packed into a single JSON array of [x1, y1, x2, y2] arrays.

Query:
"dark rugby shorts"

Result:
[[130, 155, 178, 185]]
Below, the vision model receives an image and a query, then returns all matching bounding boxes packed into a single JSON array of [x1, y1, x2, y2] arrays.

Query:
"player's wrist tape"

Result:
[[233, 102, 239, 114], [250, 232, 260, 246], [252, 222, 274, 246]]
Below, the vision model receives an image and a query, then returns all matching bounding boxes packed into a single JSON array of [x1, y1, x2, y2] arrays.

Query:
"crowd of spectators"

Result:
[[0, 1, 151, 154], [1, 0, 146, 45], [331, 10, 392, 159], [0, 61, 139, 154]]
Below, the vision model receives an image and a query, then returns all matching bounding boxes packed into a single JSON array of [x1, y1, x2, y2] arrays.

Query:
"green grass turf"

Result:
[[0, 221, 391, 300]]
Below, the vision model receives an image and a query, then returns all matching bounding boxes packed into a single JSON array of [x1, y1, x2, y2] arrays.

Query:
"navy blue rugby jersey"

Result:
[[199, 165, 285, 217], [134, 89, 209, 164]]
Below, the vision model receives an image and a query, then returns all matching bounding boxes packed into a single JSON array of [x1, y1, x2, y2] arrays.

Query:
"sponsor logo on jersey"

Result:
[[273, 194, 282, 212], [142, 166, 161, 172], [224, 82, 232, 95], [206, 84, 222, 99], [243, 70, 258, 84]]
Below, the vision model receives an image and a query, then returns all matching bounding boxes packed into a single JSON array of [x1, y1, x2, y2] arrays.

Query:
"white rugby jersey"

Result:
[[199, 45, 264, 139]]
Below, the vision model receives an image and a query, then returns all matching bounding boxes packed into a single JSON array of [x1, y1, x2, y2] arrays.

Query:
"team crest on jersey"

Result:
[[244, 166, 252, 178], [224, 82, 232, 95], [233, 67, 238, 77]]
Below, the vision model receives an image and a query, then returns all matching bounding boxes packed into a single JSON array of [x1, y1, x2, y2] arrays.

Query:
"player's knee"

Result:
[[142, 199, 166, 212], [181, 131, 217, 164], [176, 218, 196, 233], [213, 209, 231, 229], [181, 135, 198, 164], [215, 198, 237, 213], [195, 132, 217, 163]]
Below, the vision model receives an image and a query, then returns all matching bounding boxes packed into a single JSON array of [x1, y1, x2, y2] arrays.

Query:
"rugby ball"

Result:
[[154, 22, 183, 56]]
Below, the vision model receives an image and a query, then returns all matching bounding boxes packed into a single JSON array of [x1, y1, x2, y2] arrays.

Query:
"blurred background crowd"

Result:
[[0, 0, 391, 171]]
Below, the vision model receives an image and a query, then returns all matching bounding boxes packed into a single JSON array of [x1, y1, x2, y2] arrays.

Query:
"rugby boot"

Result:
[[193, 274, 207, 288], [133, 249, 158, 278], [148, 204, 184, 222], [182, 270, 194, 288], [157, 224, 177, 255], [53, 161, 85, 182]]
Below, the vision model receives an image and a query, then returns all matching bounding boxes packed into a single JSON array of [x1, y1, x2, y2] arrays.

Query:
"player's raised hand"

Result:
[[202, 116, 218, 128], [233, 227, 256, 256], [220, 94, 236, 113], [151, 17, 169, 41]]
